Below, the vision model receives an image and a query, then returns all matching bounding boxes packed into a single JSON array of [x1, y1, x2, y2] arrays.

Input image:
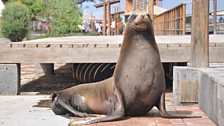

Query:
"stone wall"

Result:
[[0, 64, 20, 95], [173, 66, 224, 126], [199, 68, 224, 126]]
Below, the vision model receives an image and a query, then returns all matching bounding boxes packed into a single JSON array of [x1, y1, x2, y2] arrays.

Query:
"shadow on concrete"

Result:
[[20, 62, 187, 95], [20, 64, 78, 94]]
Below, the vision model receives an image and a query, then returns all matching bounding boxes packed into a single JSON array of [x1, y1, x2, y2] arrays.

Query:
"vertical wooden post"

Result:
[[137, 0, 141, 9], [133, 0, 136, 10], [143, 0, 146, 11], [108, 3, 111, 35], [190, 0, 209, 68], [182, 4, 186, 35], [103, 4, 107, 35], [148, 0, 154, 21], [125, 0, 132, 13], [154, 0, 159, 6], [213, 0, 217, 34]]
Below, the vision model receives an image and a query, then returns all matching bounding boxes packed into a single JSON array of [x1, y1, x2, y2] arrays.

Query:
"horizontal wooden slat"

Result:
[[0, 35, 224, 63]]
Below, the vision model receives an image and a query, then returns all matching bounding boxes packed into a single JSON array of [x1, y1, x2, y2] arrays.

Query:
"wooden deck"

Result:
[[0, 35, 224, 63]]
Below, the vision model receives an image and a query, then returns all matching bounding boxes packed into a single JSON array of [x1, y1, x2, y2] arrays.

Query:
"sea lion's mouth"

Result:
[[133, 14, 150, 31], [134, 21, 148, 31]]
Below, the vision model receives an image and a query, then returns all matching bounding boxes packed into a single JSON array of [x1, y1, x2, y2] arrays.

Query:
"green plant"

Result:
[[50, 0, 82, 36], [1, 2, 30, 42]]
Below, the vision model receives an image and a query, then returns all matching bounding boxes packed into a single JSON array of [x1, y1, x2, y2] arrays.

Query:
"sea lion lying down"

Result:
[[51, 10, 200, 125]]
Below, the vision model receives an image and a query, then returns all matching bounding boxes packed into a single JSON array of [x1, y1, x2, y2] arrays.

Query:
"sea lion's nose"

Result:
[[51, 92, 58, 102]]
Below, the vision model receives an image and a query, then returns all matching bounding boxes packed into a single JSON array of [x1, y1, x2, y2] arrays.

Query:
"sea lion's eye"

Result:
[[127, 15, 136, 22]]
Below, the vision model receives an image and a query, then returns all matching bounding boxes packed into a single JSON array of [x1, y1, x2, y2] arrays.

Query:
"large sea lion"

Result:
[[51, 10, 199, 125]]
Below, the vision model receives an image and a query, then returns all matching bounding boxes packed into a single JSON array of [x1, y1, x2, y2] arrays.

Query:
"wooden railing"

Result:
[[153, 3, 186, 35]]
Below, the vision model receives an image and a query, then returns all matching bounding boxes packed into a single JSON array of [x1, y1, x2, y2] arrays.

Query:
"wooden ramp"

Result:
[[0, 35, 224, 63]]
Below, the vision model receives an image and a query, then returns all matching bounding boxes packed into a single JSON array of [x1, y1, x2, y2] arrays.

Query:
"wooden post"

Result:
[[182, 4, 186, 35], [154, 0, 159, 6], [137, 0, 141, 10], [133, 0, 136, 10], [108, 3, 111, 35], [125, 0, 132, 13], [190, 0, 209, 68], [213, 0, 217, 34], [148, 0, 154, 20], [95, 0, 120, 35], [103, 4, 107, 35]]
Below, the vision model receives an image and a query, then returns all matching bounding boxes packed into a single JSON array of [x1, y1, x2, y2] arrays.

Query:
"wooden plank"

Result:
[[190, 0, 209, 67], [0, 43, 224, 63], [209, 47, 224, 63], [179, 80, 198, 103], [148, 0, 154, 20], [125, 0, 132, 13], [95, 0, 120, 8], [154, 0, 159, 6], [108, 3, 111, 35], [182, 4, 186, 35], [24, 43, 38, 48], [213, 0, 217, 34], [0, 48, 121, 63], [103, 4, 107, 35], [158, 46, 189, 62]]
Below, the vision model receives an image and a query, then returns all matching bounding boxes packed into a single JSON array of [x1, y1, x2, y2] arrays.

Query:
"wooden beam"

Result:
[[148, 0, 154, 20], [95, 0, 121, 35], [182, 4, 186, 35], [108, 3, 111, 35], [125, 0, 132, 13], [95, 0, 120, 8], [137, 0, 141, 10], [1, 35, 224, 63], [190, 0, 209, 67], [103, 4, 107, 35], [213, 0, 217, 34], [154, 0, 159, 6]]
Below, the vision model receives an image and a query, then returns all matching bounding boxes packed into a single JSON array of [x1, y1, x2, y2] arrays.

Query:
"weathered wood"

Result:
[[182, 4, 186, 35], [154, 0, 159, 6], [213, 0, 217, 34], [95, 0, 120, 8], [148, 0, 154, 20], [125, 0, 132, 13], [179, 80, 198, 103], [190, 0, 209, 67], [95, 0, 120, 35], [153, 3, 186, 35], [0, 35, 224, 63], [103, 4, 107, 35], [108, 3, 111, 35]]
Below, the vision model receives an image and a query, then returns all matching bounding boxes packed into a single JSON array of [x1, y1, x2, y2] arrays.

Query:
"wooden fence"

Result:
[[153, 3, 186, 35]]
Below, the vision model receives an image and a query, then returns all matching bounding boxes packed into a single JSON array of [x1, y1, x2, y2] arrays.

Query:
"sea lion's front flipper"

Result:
[[69, 87, 125, 125], [57, 98, 95, 117], [157, 92, 202, 118]]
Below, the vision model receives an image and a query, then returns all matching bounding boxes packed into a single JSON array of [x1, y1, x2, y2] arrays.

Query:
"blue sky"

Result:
[[82, 0, 224, 18]]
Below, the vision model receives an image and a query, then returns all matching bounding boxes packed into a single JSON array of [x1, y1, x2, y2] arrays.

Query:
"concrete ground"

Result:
[[0, 63, 217, 126]]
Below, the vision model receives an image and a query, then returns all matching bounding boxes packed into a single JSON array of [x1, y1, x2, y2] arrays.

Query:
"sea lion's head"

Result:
[[126, 10, 152, 31], [51, 92, 68, 115]]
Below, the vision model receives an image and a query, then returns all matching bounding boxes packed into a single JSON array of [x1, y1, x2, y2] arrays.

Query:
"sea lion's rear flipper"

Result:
[[57, 99, 95, 117], [157, 92, 202, 118]]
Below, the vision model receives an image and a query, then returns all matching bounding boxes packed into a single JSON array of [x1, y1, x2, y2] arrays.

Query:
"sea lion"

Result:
[[51, 10, 199, 125]]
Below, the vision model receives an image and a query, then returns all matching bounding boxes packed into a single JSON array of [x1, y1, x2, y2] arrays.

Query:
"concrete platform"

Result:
[[0, 64, 218, 126], [0, 95, 70, 126], [0, 94, 216, 126]]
